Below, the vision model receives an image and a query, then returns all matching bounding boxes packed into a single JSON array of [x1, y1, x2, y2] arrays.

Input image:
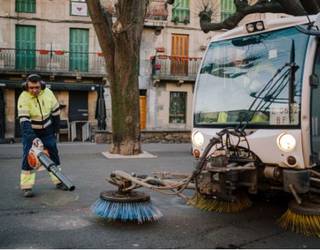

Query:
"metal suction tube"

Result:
[[37, 152, 75, 191]]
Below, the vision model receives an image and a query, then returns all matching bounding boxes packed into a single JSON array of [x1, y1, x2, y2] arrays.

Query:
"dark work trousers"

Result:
[[21, 129, 60, 171]]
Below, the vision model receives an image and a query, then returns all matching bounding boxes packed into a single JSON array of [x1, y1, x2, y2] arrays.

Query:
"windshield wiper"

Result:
[[250, 67, 293, 111], [288, 39, 297, 123], [238, 40, 298, 131]]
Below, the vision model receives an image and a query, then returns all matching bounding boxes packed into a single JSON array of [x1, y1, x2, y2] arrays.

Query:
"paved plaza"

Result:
[[0, 143, 320, 248]]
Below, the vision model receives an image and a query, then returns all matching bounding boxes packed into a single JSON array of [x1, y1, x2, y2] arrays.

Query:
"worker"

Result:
[[17, 74, 67, 197]]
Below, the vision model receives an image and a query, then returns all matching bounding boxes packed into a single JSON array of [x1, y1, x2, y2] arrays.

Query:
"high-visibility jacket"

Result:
[[217, 111, 268, 123], [18, 88, 60, 136]]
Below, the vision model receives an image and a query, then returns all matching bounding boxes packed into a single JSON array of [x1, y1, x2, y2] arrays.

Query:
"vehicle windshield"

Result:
[[194, 26, 309, 127]]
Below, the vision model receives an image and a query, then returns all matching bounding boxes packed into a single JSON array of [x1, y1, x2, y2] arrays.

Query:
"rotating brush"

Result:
[[278, 199, 320, 237], [188, 192, 252, 213], [91, 190, 163, 223], [91, 171, 164, 223]]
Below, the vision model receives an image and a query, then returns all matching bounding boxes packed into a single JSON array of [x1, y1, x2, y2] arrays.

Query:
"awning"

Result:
[[0, 80, 100, 91]]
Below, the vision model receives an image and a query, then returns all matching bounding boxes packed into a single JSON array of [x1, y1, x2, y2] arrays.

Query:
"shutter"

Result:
[[15, 25, 36, 70], [221, 0, 236, 21], [69, 28, 89, 72], [172, 0, 190, 23], [16, 0, 36, 13], [171, 34, 189, 76]]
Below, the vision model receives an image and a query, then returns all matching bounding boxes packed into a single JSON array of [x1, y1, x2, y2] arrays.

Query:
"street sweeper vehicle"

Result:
[[190, 14, 320, 236], [91, 14, 320, 237]]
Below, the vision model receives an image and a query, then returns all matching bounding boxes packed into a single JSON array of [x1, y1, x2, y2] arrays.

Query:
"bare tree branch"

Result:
[[199, 0, 320, 33], [276, 0, 307, 15], [200, 0, 284, 32], [300, 0, 320, 14]]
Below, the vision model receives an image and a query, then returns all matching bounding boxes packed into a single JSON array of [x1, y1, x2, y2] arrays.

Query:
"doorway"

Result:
[[69, 91, 89, 141]]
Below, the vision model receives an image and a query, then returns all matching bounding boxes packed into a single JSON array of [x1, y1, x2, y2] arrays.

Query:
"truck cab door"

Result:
[[310, 45, 320, 163]]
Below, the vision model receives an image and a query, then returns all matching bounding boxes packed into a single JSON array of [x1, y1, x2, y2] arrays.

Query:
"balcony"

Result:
[[0, 48, 106, 76], [106, 0, 168, 27], [151, 55, 202, 82]]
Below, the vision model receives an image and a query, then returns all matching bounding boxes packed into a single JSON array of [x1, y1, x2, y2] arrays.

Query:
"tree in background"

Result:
[[87, 0, 172, 155], [87, 0, 145, 155]]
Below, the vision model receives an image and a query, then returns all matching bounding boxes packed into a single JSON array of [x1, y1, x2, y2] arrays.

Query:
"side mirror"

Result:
[[310, 73, 319, 88]]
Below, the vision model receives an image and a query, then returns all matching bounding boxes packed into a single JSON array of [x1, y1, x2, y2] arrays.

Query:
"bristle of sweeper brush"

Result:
[[278, 209, 320, 237], [278, 199, 320, 237], [91, 198, 163, 223], [91, 190, 163, 223], [187, 193, 252, 213]]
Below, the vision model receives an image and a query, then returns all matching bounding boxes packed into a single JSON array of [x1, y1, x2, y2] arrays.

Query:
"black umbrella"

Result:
[[95, 84, 107, 130]]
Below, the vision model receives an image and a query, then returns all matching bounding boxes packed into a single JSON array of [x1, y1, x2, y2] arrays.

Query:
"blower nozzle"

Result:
[[28, 138, 75, 191]]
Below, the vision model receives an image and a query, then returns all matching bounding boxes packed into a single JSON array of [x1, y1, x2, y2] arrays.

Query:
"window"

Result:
[[172, 0, 190, 24], [69, 28, 89, 72], [16, 0, 36, 13], [169, 92, 187, 124], [70, 0, 88, 16], [221, 0, 236, 21]]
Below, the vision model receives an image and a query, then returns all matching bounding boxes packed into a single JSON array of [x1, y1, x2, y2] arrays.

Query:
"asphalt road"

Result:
[[1, 143, 320, 248]]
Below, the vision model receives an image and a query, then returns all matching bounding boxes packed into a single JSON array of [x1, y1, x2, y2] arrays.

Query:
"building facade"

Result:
[[0, 0, 283, 142], [0, 0, 105, 142], [142, 0, 213, 132], [142, 0, 284, 132]]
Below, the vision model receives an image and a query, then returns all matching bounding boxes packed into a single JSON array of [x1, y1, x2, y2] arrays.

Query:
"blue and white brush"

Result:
[[91, 190, 163, 223]]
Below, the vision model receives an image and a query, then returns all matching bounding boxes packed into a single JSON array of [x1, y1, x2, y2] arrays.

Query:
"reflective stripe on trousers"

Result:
[[20, 170, 36, 189], [20, 166, 62, 190]]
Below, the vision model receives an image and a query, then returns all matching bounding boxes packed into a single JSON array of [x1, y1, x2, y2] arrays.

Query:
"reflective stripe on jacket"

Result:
[[18, 88, 60, 130]]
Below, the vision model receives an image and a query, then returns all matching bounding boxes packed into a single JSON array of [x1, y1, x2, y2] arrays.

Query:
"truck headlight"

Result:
[[276, 133, 296, 152], [192, 131, 204, 147]]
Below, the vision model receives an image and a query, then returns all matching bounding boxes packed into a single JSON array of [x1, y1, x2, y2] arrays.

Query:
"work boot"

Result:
[[56, 182, 68, 191], [23, 189, 34, 198]]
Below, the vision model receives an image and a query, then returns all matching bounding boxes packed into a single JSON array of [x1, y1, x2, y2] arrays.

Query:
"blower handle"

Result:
[[37, 152, 75, 191]]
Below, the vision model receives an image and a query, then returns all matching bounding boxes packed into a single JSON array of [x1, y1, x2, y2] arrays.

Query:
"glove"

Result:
[[32, 138, 44, 149], [52, 115, 60, 134]]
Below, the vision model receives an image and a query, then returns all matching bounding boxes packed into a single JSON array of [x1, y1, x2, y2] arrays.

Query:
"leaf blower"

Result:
[[27, 138, 75, 191]]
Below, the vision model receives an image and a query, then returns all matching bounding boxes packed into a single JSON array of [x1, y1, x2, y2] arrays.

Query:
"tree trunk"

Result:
[[88, 0, 148, 155], [110, 1, 146, 155]]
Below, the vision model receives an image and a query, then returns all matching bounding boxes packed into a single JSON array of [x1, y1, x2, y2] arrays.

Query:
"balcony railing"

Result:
[[0, 48, 106, 75], [151, 55, 202, 81]]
